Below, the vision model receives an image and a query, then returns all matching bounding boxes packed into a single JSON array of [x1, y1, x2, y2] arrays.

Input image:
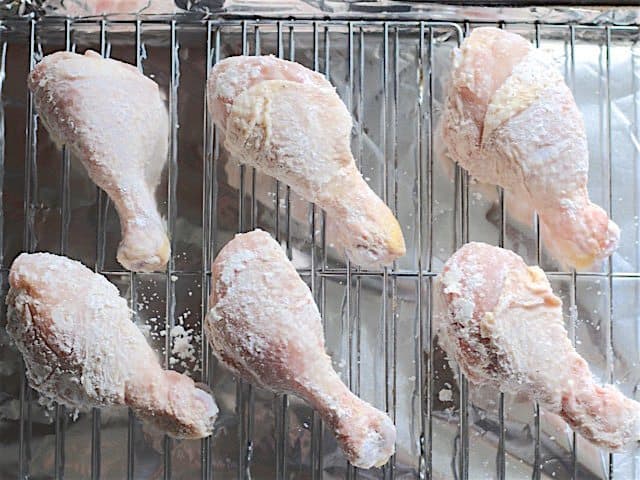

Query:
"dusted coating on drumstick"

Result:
[[207, 55, 405, 268], [436, 242, 640, 451], [6, 252, 217, 439], [442, 28, 619, 269], [205, 230, 396, 468], [28, 51, 170, 273], [207, 55, 331, 129]]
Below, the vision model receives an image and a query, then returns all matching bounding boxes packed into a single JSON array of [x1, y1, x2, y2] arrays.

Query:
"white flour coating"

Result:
[[438, 388, 453, 403], [482, 49, 562, 146], [207, 56, 405, 268], [6, 252, 217, 439], [442, 27, 619, 269], [28, 51, 170, 273], [205, 229, 396, 469], [170, 325, 195, 364], [207, 54, 331, 129], [146, 317, 200, 372], [225, 80, 354, 204], [436, 242, 640, 451]]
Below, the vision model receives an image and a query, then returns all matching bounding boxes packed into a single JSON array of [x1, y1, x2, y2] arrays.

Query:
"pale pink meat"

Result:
[[205, 230, 396, 468], [442, 27, 619, 269], [436, 242, 640, 451], [6, 252, 218, 439], [207, 56, 405, 268], [28, 51, 170, 273]]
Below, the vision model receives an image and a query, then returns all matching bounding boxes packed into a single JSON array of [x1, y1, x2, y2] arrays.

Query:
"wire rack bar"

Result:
[[344, 20, 357, 480], [418, 22, 433, 478], [309, 22, 322, 480], [235, 20, 256, 480], [273, 20, 286, 480], [496, 23, 507, 474], [388, 23, 401, 480], [568, 23, 579, 480], [456, 23, 470, 480], [531, 23, 542, 480], [6, 17, 640, 29], [162, 19, 180, 480], [20, 17, 37, 480], [605, 24, 615, 480], [91, 20, 109, 480], [48, 266, 640, 280], [496, 23, 507, 480], [354, 22, 364, 409], [53, 19, 73, 480], [200, 18, 215, 480], [0, 36, 5, 271], [352, 20, 367, 476], [127, 18, 143, 480]]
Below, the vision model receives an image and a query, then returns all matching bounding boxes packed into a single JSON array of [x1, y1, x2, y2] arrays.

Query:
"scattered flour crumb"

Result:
[[171, 325, 196, 363], [37, 395, 57, 412], [439, 387, 453, 402]]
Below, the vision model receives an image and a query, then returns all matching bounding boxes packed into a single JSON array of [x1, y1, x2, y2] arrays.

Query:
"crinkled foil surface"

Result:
[[1, 3, 640, 479]]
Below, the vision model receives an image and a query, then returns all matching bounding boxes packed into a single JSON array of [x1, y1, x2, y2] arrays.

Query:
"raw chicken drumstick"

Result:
[[6, 252, 217, 439], [442, 27, 619, 269], [207, 56, 405, 268], [205, 229, 396, 468], [436, 242, 640, 451], [28, 51, 170, 272]]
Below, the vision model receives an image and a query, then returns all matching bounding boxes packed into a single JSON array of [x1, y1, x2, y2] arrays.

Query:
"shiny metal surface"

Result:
[[0, 16, 639, 480]]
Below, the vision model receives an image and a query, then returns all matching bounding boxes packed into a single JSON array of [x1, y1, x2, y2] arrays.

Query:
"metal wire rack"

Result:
[[1, 13, 640, 480]]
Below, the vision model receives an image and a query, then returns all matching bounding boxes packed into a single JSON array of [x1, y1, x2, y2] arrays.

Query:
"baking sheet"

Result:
[[0, 18, 639, 480]]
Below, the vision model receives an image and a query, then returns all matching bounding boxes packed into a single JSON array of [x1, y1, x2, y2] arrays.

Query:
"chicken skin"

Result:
[[207, 56, 405, 268], [442, 27, 619, 269], [28, 51, 170, 273], [436, 242, 640, 451], [6, 252, 217, 439], [205, 230, 396, 468]]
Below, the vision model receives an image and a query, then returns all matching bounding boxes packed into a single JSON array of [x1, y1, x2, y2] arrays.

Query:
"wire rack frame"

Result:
[[0, 17, 639, 480]]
